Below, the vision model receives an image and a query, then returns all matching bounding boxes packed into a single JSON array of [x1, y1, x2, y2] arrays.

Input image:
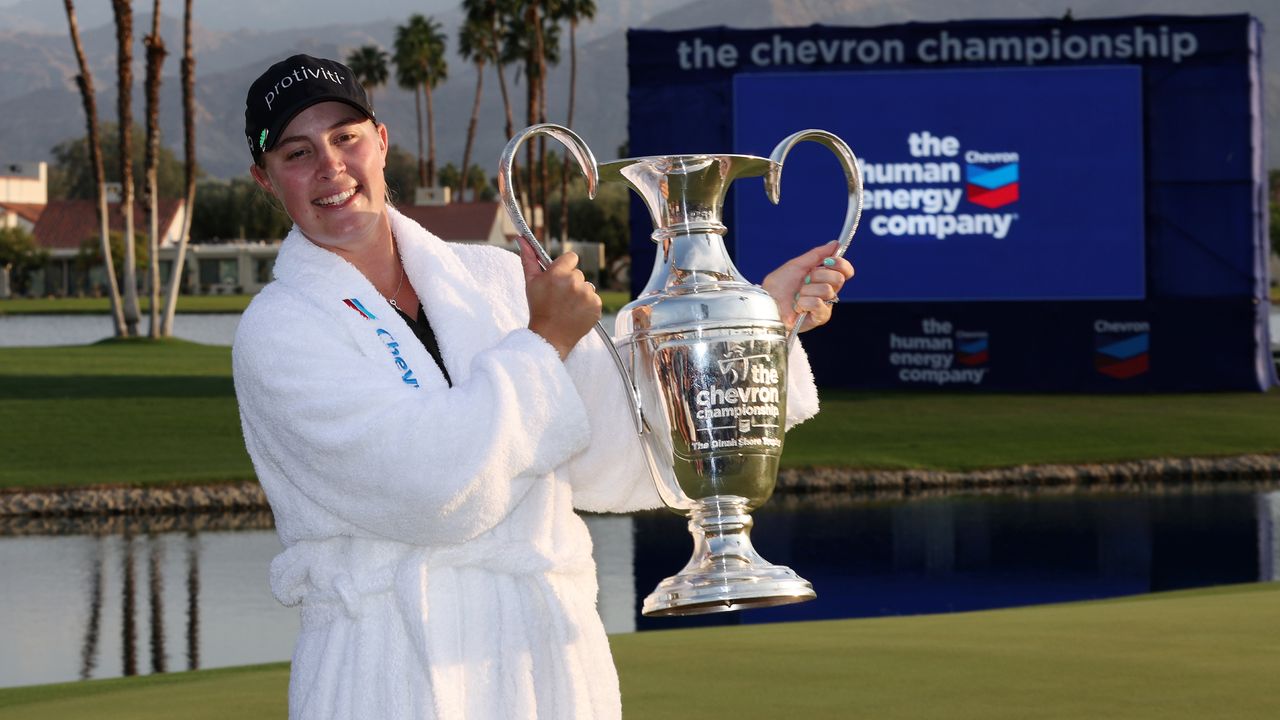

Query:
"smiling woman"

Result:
[[230, 54, 853, 720]]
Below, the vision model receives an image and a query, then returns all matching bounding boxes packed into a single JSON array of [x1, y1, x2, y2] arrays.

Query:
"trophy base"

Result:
[[642, 496, 816, 617]]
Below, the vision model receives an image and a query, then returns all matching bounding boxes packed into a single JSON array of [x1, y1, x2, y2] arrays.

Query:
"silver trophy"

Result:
[[499, 125, 863, 616]]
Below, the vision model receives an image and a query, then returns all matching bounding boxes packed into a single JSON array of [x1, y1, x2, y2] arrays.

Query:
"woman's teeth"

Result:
[[315, 187, 357, 206]]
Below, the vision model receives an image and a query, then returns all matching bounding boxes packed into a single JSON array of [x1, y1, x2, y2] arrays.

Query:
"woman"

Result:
[[233, 54, 854, 720]]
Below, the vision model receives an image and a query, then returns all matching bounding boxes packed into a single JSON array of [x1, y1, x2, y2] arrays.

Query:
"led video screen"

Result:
[[732, 65, 1146, 301]]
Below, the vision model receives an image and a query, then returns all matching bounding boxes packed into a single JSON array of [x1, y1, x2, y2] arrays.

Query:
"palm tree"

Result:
[[459, 4, 499, 202], [393, 26, 427, 188], [111, 0, 141, 336], [503, 2, 560, 231], [557, 0, 595, 242], [142, 0, 166, 338], [394, 15, 448, 189], [487, 0, 517, 141], [161, 0, 196, 338], [63, 0, 125, 337], [346, 45, 389, 107]]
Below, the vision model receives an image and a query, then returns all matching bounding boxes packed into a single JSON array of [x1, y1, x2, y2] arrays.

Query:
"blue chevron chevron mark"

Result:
[[966, 163, 1019, 190]]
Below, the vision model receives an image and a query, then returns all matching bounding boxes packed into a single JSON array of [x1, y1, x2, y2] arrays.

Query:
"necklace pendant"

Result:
[[388, 297, 400, 310]]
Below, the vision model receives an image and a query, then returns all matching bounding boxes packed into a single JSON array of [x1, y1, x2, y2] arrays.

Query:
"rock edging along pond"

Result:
[[3, 453, 1280, 518]]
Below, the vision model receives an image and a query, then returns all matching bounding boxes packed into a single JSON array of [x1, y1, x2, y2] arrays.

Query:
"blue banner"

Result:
[[625, 14, 1275, 392], [732, 65, 1146, 302]]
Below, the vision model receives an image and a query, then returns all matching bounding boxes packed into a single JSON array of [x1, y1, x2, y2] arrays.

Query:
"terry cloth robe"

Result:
[[231, 206, 822, 720]]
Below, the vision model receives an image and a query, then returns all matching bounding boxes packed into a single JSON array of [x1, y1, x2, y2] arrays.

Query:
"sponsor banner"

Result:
[[628, 15, 1274, 392], [888, 318, 990, 386], [731, 66, 1145, 302]]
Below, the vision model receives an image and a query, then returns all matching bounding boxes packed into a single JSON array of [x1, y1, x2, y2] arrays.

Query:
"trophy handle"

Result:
[[764, 130, 864, 347], [498, 124, 646, 436]]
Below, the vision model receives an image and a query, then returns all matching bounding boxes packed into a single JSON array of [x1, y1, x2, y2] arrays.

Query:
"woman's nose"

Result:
[[315, 144, 344, 179]]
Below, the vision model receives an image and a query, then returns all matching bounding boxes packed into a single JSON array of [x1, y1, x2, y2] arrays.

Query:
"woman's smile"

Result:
[[314, 185, 361, 208]]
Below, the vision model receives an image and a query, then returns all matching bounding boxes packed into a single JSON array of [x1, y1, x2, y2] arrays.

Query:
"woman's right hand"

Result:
[[520, 239, 602, 360]]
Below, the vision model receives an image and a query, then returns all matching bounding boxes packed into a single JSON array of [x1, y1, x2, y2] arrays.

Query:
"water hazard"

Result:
[[2, 485, 1277, 689]]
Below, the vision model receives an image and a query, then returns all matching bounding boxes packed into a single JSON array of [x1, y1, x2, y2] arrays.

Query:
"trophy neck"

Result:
[[601, 153, 771, 295], [641, 230, 751, 294]]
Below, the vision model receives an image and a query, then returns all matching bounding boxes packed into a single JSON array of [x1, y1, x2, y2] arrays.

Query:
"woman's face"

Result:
[[250, 101, 389, 252]]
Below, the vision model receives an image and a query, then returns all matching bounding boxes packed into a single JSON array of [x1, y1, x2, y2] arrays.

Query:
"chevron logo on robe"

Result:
[[966, 162, 1019, 209], [1095, 332, 1149, 379]]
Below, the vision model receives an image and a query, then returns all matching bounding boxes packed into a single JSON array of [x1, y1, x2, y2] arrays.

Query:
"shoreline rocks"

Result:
[[4, 453, 1280, 521]]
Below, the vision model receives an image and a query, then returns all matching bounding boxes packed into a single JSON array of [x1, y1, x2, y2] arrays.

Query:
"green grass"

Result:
[[1, 584, 1275, 719], [599, 290, 628, 314], [0, 295, 254, 315], [783, 388, 1280, 471], [2, 342, 1279, 489], [0, 340, 253, 488]]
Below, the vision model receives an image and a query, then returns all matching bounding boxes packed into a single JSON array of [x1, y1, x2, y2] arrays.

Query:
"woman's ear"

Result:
[[249, 162, 275, 195], [377, 122, 389, 168]]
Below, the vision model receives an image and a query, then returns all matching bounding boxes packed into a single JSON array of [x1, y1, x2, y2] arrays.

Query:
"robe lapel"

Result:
[[389, 207, 520, 386], [270, 224, 451, 391]]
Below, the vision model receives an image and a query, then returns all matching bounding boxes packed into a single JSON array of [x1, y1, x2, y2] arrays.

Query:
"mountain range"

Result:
[[1, 0, 1276, 181]]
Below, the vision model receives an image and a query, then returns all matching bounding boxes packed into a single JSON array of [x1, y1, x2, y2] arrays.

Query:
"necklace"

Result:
[[386, 263, 405, 310]]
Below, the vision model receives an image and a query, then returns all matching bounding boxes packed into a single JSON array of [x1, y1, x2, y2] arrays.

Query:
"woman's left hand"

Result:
[[761, 241, 855, 334]]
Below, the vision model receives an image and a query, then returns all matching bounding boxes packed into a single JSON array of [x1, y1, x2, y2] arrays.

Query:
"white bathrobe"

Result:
[[232, 206, 821, 720]]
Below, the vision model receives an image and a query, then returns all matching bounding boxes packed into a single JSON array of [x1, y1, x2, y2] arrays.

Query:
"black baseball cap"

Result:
[[244, 54, 375, 163]]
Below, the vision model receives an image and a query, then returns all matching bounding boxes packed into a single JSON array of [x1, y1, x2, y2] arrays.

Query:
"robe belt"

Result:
[[292, 541, 593, 621], [279, 538, 595, 719]]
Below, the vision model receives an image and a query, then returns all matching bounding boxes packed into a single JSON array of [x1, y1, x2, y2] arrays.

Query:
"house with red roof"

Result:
[[0, 162, 47, 233], [3, 166, 602, 297]]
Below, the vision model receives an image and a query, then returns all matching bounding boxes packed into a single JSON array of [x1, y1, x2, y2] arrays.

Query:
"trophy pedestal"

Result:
[[642, 496, 816, 617]]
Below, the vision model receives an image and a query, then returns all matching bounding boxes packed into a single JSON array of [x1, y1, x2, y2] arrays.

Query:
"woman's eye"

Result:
[[285, 148, 307, 161]]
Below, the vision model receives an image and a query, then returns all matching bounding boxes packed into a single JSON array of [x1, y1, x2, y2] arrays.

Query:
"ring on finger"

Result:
[[825, 297, 840, 306]]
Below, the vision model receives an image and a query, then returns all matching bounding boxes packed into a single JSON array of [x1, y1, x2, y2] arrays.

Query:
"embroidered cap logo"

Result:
[[263, 65, 347, 111]]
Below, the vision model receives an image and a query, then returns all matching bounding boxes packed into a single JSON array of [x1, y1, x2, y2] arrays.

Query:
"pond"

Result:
[[0, 314, 243, 347], [1, 484, 1276, 689]]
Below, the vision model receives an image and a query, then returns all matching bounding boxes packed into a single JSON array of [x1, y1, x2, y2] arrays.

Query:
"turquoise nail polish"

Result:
[[804, 275, 811, 285], [822, 258, 836, 267]]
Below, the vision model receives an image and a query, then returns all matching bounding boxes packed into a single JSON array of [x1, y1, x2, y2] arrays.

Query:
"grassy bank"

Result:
[[1, 341, 1278, 489], [0, 295, 255, 315], [1, 583, 1275, 719], [0, 291, 634, 316]]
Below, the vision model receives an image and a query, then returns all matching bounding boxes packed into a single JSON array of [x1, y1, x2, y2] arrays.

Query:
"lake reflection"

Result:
[[1, 487, 1277, 689]]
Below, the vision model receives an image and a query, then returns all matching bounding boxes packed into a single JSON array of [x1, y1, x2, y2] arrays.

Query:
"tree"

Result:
[[503, 2, 561, 232], [161, 0, 197, 337], [384, 143, 421, 204], [459, 3, 498, 202], [346, 45, 389, 106], [77, 231, 148, 292], [63, 0, 125, 335], [394, 15, 448, 189], [189, 177, 291, 242], [393, 27, 427, 189], [111, 0, 141, 336], [557, 0, 595, 241], [0, 227, 50, 297], [142, 0, 167, 337], [49, 124, 188, 201]]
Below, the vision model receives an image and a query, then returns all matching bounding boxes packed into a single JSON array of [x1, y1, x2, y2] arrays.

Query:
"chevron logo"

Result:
[[1095, 331, 1149, 379], [966, 162, 1019, 209], [955, 330, 989, 367]]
